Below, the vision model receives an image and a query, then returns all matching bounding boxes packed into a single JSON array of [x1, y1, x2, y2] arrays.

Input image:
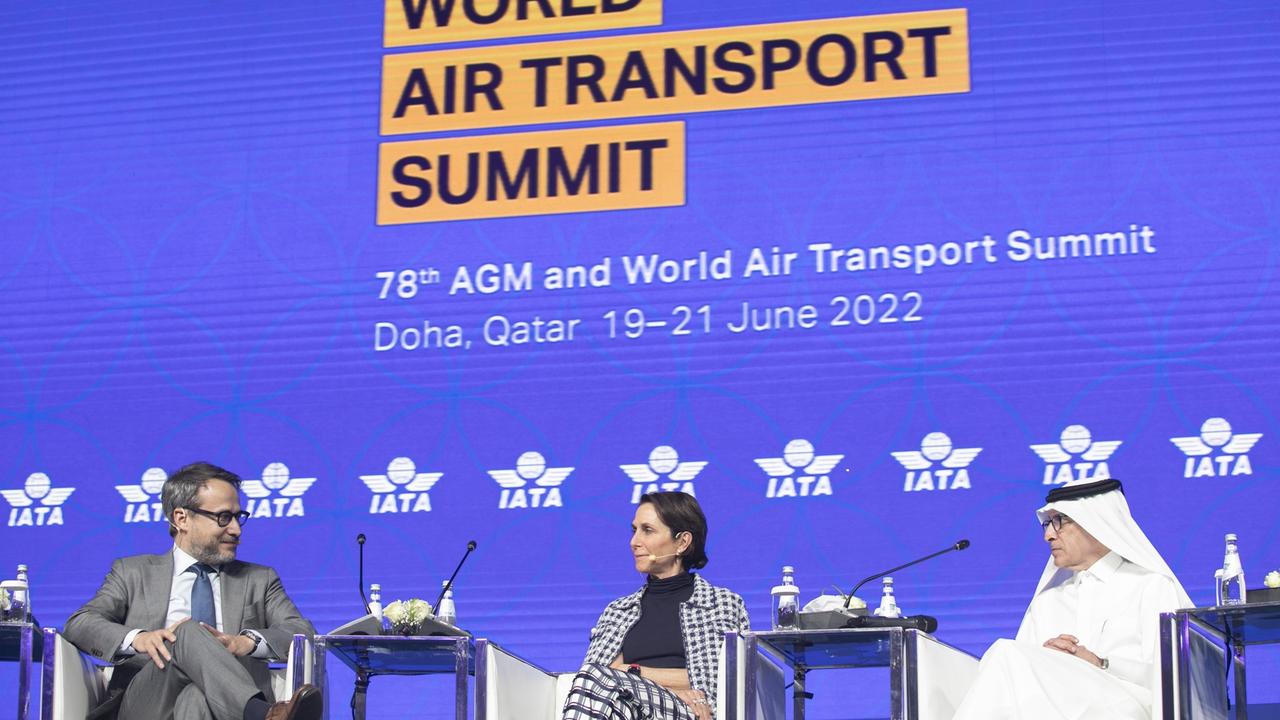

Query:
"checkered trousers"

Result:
[[561, 663, 696, 720]]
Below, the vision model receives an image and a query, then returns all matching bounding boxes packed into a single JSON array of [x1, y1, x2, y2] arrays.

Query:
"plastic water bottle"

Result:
[[874, 576, 902, 618], [369, 583, 383, 622], [437, 581, 457, 626], [771, 566, 799, 630], [1215, 534, 1247, 606], [11, 564, 29, 621]]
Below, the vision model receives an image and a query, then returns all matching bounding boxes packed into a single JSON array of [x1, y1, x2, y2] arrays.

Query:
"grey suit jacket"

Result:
[[64, 552, 315, 700]]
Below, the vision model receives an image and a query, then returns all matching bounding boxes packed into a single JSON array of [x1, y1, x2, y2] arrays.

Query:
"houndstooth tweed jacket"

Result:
[[582, 574, 751, 708]]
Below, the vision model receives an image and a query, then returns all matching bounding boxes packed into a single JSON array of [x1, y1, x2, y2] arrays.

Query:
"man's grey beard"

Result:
[[193, 541, 235, 566]]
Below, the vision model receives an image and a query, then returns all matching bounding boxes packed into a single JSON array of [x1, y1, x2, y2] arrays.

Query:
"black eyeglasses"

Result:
[[1040, 514, 1074, 532], [187, 507, 250, 527]]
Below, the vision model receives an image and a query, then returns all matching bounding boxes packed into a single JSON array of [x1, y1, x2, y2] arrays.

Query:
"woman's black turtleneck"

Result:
[[621, 572, 696, 668]]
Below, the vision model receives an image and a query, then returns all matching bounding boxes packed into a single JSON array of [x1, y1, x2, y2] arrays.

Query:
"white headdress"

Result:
[[1028, 478, 1191, 607]]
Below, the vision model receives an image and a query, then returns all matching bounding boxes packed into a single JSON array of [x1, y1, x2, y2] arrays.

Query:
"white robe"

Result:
[[953, 552, 1184, 720]]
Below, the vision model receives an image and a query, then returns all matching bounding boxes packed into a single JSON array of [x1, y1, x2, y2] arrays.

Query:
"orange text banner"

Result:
[[377, 121, 685, 224], [381, 9, 969, 134], [385, 0, 662, 48]]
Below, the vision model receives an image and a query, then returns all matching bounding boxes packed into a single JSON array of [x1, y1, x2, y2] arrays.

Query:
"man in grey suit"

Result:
[[65, 462, 322, 720]]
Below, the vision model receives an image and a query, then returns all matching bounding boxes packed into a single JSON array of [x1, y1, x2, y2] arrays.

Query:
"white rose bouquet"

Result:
[[383, 598, 434, 635]]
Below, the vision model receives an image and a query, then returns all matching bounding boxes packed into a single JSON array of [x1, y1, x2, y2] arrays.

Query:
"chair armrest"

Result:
[[914, 632, 979, 720], [41, 628, 110, 720], [270, 634, 314, 700], [476, 639, 562, 720]]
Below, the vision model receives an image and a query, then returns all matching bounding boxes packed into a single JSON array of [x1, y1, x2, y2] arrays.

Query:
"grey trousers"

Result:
[[118, 621, 264, 720]]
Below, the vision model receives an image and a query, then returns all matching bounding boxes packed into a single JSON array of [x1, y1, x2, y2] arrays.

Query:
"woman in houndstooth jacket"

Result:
[[561, 492, 751, 720]]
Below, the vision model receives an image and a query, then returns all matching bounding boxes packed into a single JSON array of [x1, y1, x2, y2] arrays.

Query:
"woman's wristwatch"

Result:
[[627, 663, 642, 676]]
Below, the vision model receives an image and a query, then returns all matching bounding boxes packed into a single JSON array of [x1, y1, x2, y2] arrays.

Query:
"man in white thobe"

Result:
[[952, 478, 1191, 720]]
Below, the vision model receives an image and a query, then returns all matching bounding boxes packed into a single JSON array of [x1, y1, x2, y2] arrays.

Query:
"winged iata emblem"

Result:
[[1, 487, 74, 507], [1030, 439, 1121, 463], [1170, 422, 1262, 456], [488, 458, 573, 488], [756, 439, 844, 478], [620, 460, 707, 484], [242, 464, 317, 498], [361, 472, 441, 493]]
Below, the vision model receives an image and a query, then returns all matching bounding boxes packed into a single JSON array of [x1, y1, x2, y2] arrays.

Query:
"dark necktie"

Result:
[[189, 563, 217, 627]]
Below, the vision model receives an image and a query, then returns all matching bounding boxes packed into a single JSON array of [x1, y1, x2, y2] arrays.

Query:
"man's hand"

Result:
[[674, 688, 712, 720], [200, 623, 257, 657], [131, 618, 189, 669], [1043, 634, 1103, 667]]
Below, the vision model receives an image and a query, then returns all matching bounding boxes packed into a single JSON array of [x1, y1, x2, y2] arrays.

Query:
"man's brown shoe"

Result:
[[264, 684, 323, 720]]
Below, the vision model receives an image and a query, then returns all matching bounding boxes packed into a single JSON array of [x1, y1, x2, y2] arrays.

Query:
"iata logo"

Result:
[[241, 463, 316, 518], [116, 467, 168, 523], [1030, 425, 1121, 485], [754, 439, 842, 498], [891, 433, 981, 492], [488, 452, 571, 509], [1170, 418, 1262, 478], [360, 457, 441, 514], [619, 446, 707, 503], [2, 472, 75, 527]]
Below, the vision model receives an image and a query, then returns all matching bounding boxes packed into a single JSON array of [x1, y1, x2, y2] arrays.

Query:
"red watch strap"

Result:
[[627, 663, 641, 675]]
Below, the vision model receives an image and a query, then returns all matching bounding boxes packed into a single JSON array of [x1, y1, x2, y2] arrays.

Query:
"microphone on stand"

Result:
[[847, 539, 970, 601], [357, 533, 369, 615], [432, 540, 478, 615]]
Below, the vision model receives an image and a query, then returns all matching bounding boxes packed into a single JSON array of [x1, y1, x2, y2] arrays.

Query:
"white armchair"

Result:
[[39, 629, 313, 720], [475, 633, 786, 720], [40, 630, 107, 720]]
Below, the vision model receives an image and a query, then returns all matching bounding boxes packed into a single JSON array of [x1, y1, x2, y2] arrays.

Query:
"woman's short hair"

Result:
[[639, 491, 709, 570]]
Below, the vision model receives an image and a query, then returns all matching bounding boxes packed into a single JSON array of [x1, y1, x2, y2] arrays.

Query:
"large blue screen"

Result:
[[2, 1, 1278, 717]]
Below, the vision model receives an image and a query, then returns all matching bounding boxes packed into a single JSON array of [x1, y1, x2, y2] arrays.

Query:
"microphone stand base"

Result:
[[797, 609, 867, 630]]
